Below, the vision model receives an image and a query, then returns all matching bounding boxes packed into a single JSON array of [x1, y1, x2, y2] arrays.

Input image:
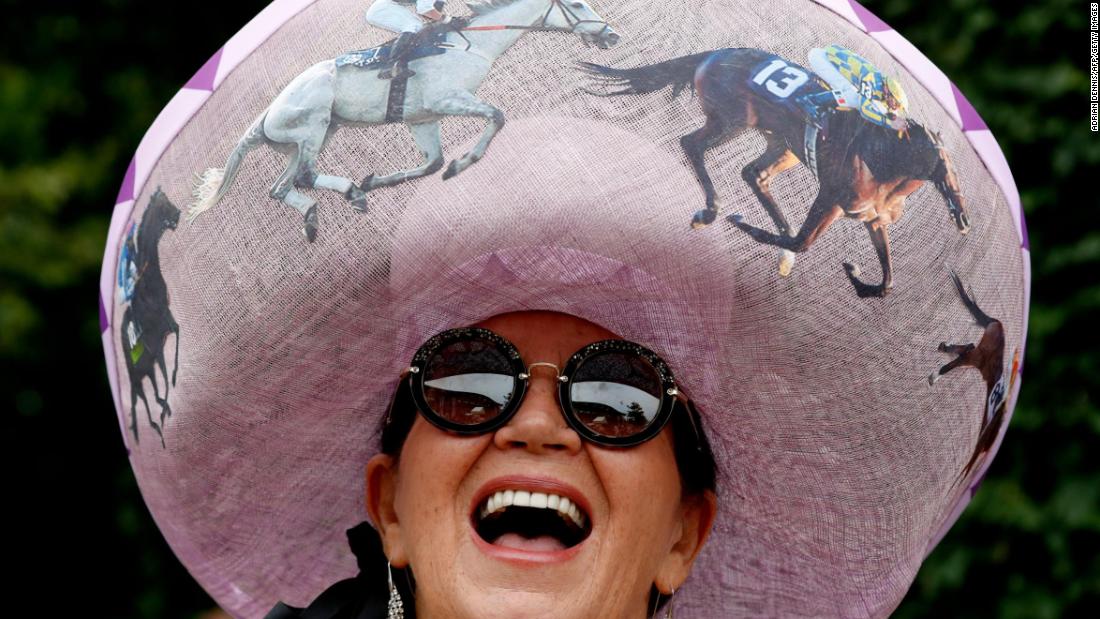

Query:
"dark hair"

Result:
[[375, 379, 719, 615]]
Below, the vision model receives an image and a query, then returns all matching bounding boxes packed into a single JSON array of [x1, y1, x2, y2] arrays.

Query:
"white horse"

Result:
[[189, 0, 619, 241]]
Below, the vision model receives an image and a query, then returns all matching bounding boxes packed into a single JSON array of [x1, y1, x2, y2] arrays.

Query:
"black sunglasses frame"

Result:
[[400, 327, 687, 447]]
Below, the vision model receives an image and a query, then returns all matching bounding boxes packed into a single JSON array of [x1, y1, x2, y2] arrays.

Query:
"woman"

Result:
[[101, 1, 1028, 617], [268, 309, 719, 618]]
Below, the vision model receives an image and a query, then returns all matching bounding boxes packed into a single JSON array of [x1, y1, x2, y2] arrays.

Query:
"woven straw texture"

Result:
[[105, 1, 1027, 617]]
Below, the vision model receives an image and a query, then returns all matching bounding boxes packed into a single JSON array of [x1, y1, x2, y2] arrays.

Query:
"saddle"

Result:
[[336, 30, 451, 70], [744, 55, 831, 178]]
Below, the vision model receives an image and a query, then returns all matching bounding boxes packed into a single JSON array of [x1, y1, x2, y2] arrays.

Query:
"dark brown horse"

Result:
[[929, 272, 1017, 484], [120, 188, 180, 448], [579, 48, 971, 297]]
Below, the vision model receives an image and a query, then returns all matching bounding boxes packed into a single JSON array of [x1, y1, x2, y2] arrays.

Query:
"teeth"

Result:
[[479, 489, 588, 530]]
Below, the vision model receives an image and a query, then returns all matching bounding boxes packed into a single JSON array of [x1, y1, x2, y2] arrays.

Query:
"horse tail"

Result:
[[577, 51, 716, 99], [187, 109, 268, 222], [950, 271, 996, 328]]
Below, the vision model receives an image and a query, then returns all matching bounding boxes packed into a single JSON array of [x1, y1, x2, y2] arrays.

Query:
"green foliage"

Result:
[[2, 0, 1095, 616]]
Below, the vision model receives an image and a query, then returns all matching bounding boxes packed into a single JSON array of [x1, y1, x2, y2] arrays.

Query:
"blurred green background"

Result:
[[2, 0, 1096, 616]]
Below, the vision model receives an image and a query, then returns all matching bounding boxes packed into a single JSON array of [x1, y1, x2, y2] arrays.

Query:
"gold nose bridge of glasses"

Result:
[[518, 361, 569, 382]]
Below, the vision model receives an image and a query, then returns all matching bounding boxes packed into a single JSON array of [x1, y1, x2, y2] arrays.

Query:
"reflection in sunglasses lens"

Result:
[[424, 339, 514, 425], [570, 351, 661, 438]]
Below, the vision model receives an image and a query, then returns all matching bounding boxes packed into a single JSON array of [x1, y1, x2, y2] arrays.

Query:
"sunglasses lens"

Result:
[[423, 337, 516, 426], [569, 351, 664, 438]]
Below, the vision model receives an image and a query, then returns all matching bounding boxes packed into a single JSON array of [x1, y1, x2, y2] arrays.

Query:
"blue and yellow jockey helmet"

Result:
[[884, 75, 909, 116]]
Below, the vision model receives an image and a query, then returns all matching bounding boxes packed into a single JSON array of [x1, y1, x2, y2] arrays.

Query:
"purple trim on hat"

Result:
[[100, 198, 133, 431], [116, 157, 135, 204], [951, 82, 988, 131], [186, 47, 224, 92], [848, 0, 891, 33], [99, 293, 109, 332], [100, 0, 320, 471]]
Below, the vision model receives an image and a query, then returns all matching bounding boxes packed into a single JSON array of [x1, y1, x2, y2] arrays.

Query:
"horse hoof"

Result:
[[442, 160, 460, 180], [350, 195, 368, 213], [691, 209, 716, 228], [303, 205, 319, 243], [843, 262, 861, 278], [726, 213, 744, 226], [778, 250, 796, 277], [359, 173, 375, 193]]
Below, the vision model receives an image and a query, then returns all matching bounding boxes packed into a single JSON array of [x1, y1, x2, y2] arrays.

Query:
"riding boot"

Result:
[[379, 31, 417, 80]]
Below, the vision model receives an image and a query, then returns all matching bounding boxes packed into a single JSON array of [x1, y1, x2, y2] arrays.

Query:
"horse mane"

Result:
[[465, 0, 527, 15], [138, 189, 177, 258], [850, 116, 940, 182]]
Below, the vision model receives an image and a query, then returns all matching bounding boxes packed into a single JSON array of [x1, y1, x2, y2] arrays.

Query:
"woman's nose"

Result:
[[493, 368, 582, 455]]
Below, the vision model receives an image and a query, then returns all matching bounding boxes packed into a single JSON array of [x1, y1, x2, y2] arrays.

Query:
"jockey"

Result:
[[117, 223, 138, 303], [795, 44, 910, 136], [365, 0, 463, 79]]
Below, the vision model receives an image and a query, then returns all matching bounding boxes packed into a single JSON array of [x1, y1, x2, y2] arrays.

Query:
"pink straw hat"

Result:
[[100, 1, 1029, 617]]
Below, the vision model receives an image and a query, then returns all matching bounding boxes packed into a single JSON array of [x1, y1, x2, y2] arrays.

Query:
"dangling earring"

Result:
[[649, 587, 676, 619], [387, 561, 405, 619]]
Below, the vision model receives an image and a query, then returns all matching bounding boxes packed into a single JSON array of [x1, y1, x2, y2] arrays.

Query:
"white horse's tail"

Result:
[[187, 110, 268, 222]]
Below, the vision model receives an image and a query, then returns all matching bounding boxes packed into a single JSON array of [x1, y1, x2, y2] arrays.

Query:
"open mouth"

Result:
[[473, 489, 592, 552]]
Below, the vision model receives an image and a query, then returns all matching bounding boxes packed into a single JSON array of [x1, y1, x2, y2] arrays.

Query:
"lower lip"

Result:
[[469, 525, 586, 566]]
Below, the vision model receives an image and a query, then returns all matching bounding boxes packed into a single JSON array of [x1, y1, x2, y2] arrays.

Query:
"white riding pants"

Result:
[[808, 47, 862, 108], [365, 0, 430, 33]]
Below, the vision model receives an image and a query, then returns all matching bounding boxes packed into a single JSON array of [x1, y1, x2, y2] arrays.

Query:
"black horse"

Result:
[[119, 188, 180, 448], [579, 48, 971, 297]]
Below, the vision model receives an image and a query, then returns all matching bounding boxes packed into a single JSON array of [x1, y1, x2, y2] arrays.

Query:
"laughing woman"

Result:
[[103, 2, 1029, 617], [266, 310, 718, 618]]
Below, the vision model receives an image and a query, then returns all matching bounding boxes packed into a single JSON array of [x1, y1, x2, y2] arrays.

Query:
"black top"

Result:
[[263, 521, 415, 619]]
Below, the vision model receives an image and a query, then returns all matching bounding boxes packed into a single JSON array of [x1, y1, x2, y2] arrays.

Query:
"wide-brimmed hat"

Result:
[[99, 0, 1029, 616]]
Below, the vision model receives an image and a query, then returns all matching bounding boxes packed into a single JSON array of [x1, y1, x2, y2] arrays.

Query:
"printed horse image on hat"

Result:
[[118, 188, 181, 448], [579, 47, 971, 298], [930, 271, 1021, 486], [186, 0, 619, 242]]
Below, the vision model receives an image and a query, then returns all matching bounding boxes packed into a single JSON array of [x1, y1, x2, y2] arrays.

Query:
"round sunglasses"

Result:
[[389, 327, 700, 447]]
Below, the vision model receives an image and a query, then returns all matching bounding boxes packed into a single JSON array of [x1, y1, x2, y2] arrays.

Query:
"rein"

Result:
[[457, 0, 612, 38]]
